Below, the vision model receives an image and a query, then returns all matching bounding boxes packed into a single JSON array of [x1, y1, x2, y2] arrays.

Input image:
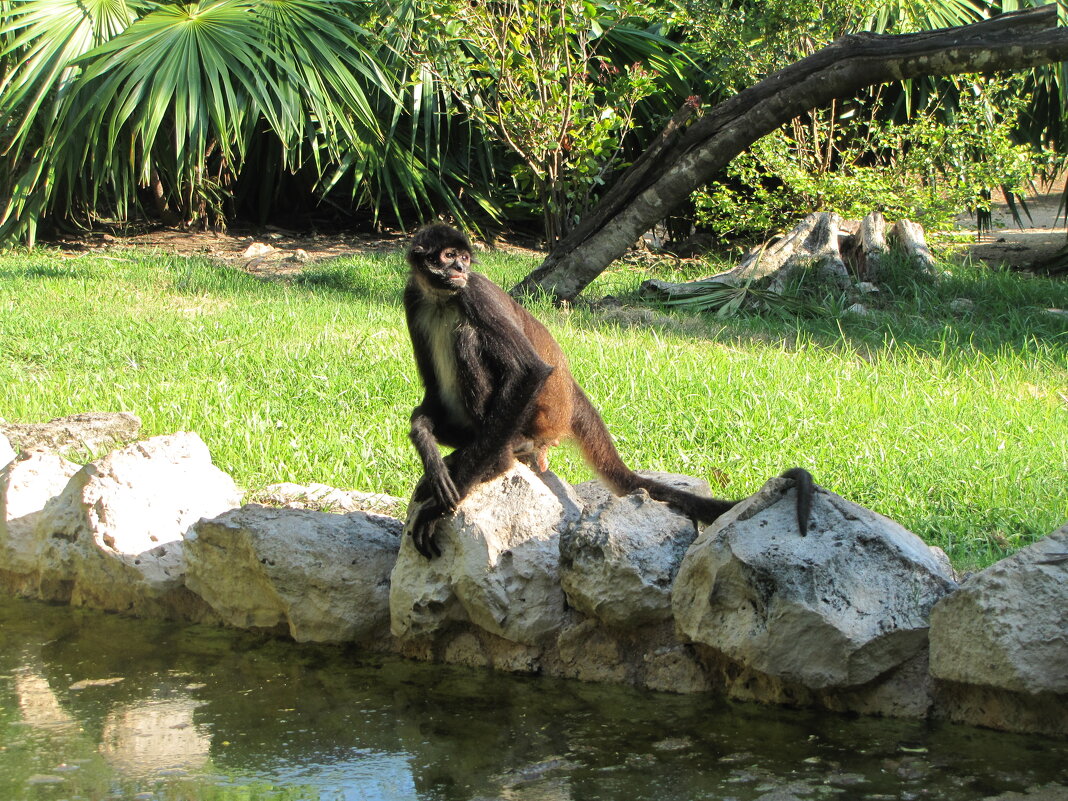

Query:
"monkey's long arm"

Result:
[[407, 362, 552, 557], [409, 401, 462, 510]]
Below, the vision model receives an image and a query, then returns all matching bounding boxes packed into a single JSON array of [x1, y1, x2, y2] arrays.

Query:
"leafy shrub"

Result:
[[693, 77, 1041, 240]]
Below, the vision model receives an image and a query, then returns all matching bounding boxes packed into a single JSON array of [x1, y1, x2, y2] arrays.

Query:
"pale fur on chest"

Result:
[[413, 297, 472, 426]]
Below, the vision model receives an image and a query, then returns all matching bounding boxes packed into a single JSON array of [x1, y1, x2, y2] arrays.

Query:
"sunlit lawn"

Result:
[[1, 245, 1064, 570]]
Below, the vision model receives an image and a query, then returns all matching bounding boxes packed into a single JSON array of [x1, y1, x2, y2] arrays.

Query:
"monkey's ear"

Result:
[[407, 234, 438, 265]]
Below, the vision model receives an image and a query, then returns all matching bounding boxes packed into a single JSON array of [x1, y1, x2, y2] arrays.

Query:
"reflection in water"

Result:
[[14, 671, 77, 731], [99, 699, 210, 776], [0, 595, 1066, 801]]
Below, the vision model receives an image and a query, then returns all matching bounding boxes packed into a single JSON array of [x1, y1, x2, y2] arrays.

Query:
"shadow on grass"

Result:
[[293, 253, 1067, 364], [595, 262, 1068, 362], [292, 266, 406, 306], [165, 253, 409, 308], [0, 264, 87, 280]]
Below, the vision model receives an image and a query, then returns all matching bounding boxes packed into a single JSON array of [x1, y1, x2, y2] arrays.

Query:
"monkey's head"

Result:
[[407, 224, 474, 291]]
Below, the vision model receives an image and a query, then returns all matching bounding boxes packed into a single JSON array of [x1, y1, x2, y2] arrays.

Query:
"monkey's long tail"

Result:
[[570, 383, 813, 535], [569, 384, 735, 524]]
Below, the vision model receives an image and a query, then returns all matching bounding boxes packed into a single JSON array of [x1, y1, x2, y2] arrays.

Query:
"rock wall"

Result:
[[1, 415, 1065, 737]]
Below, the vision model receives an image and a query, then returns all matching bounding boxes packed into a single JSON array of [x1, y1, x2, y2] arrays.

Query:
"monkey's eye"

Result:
[[441, 249, 471, 264]]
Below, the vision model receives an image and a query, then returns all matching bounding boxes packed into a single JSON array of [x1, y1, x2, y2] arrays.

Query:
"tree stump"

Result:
[[843, 211, 889, 281], [640, 212, 937, 310]]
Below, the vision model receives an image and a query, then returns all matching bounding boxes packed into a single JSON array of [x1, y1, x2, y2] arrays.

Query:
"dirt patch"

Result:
[[58, 225, 408, 278], [951, 176, 1068, 269], [53, 223, 545, 280]]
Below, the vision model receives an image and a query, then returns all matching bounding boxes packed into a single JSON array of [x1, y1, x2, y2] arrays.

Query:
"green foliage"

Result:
[[414, 0, 667, 245], [677, 0, 1055, 242], [0, 0, 382, 241], [693, 76, 1042, 240], [0, 0, 1064, 247], [680, 0, 984, 93], [0, 0, 504, 243], [679, 0, 875, 92]]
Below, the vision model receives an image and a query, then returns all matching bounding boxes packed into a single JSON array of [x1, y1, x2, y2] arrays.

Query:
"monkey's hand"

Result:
[[408, 498, 447, 559], [424, 458, 462, 511]]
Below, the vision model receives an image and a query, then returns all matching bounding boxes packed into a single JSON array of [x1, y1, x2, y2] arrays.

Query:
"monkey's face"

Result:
[[427, 245, 471, 290], [407, 224, 475, 292]]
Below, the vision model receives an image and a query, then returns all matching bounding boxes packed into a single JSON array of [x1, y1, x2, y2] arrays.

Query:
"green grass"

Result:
[[0, 246, 1065, 571]]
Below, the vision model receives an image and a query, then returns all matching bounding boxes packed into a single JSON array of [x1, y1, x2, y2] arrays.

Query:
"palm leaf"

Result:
[[661, 278, 811, 318], [0, 0, 142, 158], [0, 0, 411, 240]]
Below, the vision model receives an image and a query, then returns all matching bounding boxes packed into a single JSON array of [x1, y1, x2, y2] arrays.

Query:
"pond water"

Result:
[[1, 596, 1066, 801]]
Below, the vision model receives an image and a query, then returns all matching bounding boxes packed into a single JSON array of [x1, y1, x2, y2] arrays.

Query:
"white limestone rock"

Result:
[[258, 481, 404, 516], [390, 465, 581, 646], [0, 451, 81, 584], [241, 241, 274, 259], [186, 504, 402, 643], [673, 477, 957, 689], [555, 619, 629, 683], [642, 645, 712, 693], [33, 433, 241, 615], [559, 474, 704, 627], [929, 523, 1068, 695]]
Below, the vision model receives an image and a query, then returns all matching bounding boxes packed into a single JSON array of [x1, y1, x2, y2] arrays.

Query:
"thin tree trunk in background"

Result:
[[512, 5, 1068, 303]]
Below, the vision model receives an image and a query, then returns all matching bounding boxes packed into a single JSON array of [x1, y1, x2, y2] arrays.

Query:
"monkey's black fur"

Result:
[[403, 223, 813, 558]]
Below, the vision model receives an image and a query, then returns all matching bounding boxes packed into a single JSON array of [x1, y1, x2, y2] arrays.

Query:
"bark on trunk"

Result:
[[845, 211, 890, 282], [888, 219, 936, 274], [512, 5, 1068, 303]]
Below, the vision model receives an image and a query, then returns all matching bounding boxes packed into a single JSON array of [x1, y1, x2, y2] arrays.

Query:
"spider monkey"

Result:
[[403, 223, 813, 558]]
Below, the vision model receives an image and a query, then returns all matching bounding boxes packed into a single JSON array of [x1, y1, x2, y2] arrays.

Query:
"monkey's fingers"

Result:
[[779, 467, 814, 537], [411, 520, 441, 559], [410, 505, 444, 559], [434, 475, 462, 511]]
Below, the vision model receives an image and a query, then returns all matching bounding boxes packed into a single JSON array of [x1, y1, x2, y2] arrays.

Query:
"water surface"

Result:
[[1, 596, 1065, 801]]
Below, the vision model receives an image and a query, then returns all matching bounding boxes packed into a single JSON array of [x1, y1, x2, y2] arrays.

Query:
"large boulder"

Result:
[[673, 477, 957, 689], [0, 412, 141, 458], [929, 524, 1068, 695], [0, 451, 81, 589], [186, 505, 402, 643], [390, 465, 581, 646], [559, 474, 704, 627], [32, 433, 241, 617]]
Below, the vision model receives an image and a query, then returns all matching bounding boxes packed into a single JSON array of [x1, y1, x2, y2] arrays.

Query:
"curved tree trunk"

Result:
[[512, 5, 1068, 303]]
